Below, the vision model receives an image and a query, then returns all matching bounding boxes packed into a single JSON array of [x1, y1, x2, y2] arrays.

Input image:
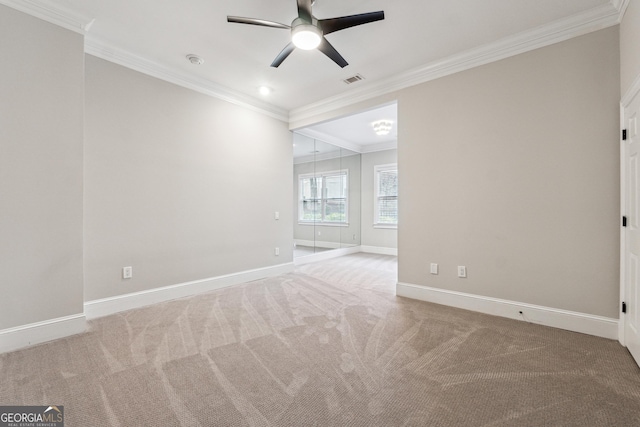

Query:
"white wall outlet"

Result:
[[275, 211, 279, 220], [457, 266, 467, 278], [430, 263, 438, 275], [123, 266, 133, 279], [275, 247, 280, 256]]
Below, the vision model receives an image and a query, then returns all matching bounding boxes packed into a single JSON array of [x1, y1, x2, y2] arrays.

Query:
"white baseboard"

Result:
[[294, 245, 362, 266], [361, 245, 398, 256], [396, 282, 619, 340], [84, 263, 295, 320], [0, 313, 86, 354], [294, 239, 341, 249]]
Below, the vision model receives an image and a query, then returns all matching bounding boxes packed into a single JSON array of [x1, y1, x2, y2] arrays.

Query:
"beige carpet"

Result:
[[1, 253, 639, 426]]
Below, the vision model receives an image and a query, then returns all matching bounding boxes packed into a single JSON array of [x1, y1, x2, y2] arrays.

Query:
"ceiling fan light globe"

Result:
[[292, 24, 322, 50], [372, 120, 393, 135]]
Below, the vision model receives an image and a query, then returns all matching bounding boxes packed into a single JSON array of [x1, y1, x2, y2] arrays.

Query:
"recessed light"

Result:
[[259, 86, 272, 96], [186, 54, 204, 65]]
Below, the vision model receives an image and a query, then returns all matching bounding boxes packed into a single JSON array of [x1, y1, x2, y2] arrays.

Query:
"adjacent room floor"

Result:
[[1, 253, 639, 426], [293, 244, 332, 258]]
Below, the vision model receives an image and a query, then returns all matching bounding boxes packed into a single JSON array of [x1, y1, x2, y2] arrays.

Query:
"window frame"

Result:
[[374, 163, 398, 228], [298, 169, 349, 225]]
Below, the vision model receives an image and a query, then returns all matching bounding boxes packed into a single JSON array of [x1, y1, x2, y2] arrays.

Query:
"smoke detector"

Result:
[[186, 54, 204, 65]]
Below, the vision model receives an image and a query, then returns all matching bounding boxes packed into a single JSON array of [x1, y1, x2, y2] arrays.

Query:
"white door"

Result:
[[624, 89, 640, 366]]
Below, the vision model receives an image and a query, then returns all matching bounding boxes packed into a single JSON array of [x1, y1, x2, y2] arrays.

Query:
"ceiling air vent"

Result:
[[343, 74, 365, 84]]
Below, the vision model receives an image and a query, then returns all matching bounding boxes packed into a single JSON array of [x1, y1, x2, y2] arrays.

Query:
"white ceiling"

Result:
[[296, 102, 397, 153], [9, 0, 620, 114], [3, 0, 622, 147], [293, 105, 394, 161]]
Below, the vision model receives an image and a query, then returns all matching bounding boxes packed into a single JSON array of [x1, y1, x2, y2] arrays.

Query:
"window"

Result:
[[374, 164, 398, 227], [299, 170, 348, 224]]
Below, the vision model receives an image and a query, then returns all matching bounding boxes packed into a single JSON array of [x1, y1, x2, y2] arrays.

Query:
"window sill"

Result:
[[373, 224, 398, 229], [298, 222, 350, 227]]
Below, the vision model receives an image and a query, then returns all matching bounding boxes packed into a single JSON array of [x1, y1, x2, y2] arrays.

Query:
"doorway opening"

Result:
[[292, 102, 398, 262]]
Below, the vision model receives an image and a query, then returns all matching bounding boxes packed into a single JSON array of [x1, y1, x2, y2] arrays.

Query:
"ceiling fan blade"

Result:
[[297, 0, 313, 23], [319, 11, 385, 35], [317, 38, 348, 68], [271, 43, 296, 68], [227, 16, 290, 29]]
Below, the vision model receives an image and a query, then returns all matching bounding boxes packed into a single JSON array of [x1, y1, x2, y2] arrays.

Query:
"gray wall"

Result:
[[290, 26, 621, 319], [398, 27, 620, 318], [361, 149, 398, 249], [84, 56, 293, 301], [621, 0, 640, 97], [0, 1, 627, 340], [0, 5, 85, 329]]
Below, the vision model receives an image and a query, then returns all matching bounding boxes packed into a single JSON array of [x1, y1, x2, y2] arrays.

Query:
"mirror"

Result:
[[293, 133, 361, 258], [292, 102, 398, 260]]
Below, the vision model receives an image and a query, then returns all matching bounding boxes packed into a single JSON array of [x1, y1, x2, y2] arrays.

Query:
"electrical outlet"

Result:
[[275, 247, 280, 256], [275, 211, 279, 220], [430, 263, 438, 275], [457, 266, 467, 278], [123, 266, 133, 279]]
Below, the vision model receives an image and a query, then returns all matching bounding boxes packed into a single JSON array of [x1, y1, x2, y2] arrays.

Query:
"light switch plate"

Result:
[[457, 266, 467, 278], [430, 263, 438, 275]]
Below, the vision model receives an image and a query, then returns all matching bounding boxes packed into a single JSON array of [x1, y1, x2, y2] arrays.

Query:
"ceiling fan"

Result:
[[227, 0, 384, 68]]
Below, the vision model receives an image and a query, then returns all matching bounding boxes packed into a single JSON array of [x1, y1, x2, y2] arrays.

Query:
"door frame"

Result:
[[620, 100, 626, 346], [620, 73, 640, 346]]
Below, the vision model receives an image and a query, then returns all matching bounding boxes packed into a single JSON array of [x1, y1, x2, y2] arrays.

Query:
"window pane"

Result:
[[377, 198, 398, 224], [302, 199, 321, 220], [324, 198, 346, 222], [378, 170, 398, 197], [325, 174, 346, 198], [301, 177, 322, 200], [299, 172, 347, 223]]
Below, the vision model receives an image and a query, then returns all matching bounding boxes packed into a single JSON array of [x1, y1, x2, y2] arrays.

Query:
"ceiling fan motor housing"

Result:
[[227, 0, 384, 68], [291, 17, 323, 50]]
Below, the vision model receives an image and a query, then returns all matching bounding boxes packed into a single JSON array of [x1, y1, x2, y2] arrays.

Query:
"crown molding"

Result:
[[0, 0, 94, 33], [360, 141, 398, 154], [295, 127, 398, 155], [295, 128, 363, 153], [85, 37, 289, 123], [0, 0, 288, 122], [289, 2, 621, 125], [614, 0, 630, 20], [3, 0, 622, 127], [294, 150, 343, 165]]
